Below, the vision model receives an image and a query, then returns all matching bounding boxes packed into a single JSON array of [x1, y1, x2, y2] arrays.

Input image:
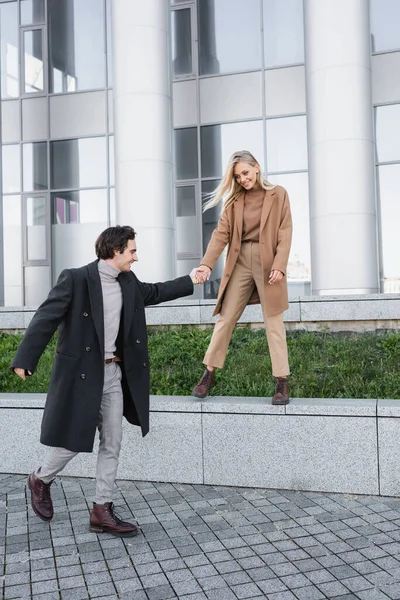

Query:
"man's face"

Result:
[[114, 239, 138, 272]]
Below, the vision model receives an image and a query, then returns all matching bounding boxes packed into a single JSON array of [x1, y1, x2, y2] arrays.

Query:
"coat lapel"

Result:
[[259, 188, 276, 234], [234, 193, 245, 239], [87, 260, 105, 358], [118, 271, 135, 342]]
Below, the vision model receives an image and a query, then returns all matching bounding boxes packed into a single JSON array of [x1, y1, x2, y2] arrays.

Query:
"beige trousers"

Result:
[[204, 242, 290, 377]]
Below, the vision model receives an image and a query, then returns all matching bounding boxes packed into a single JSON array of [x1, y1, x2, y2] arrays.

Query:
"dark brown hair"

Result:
[[95, 226, 137, 260]]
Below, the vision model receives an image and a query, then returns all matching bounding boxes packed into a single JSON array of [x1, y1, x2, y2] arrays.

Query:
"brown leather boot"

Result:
[[272, 377, 289, 405], [89, 502, 138, 537], [193, 368, 215, 399], [28, 472, 54, 521]]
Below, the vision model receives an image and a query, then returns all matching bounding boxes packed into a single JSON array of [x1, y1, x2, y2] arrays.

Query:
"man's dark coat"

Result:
[[11, 260, 193, 452]]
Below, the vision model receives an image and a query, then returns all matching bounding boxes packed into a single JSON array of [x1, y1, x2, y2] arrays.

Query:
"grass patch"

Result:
[[1, 327, 399, 399]]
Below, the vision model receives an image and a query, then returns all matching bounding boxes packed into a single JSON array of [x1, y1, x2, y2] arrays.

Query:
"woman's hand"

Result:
[[268, 270, 284, 284], [192, 265, 211, 284]]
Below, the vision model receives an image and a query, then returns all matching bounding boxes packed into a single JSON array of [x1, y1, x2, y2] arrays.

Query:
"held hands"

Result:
[[13, 368, 32, 380], [268, 270, 284, 284], [190, 265, 211, 285]]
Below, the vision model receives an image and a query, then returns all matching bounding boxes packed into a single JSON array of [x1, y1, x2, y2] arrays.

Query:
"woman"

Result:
[[193, 150, 292, 405]]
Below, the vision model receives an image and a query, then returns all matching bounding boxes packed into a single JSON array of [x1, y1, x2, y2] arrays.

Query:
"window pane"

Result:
[[26, 195, 46, 260], [2, 144, 20, 193], [263, 0, 304, 67], [198, 0, 261, 75], [50, 137, 107, 189], [52, 189, 108, 224], [23, 142, 47, 191], [175, 128, 198, 179], [172, 8, 192, 77], [24, 29, 44, 93], [48, 0, 105, 93], [378, 165, 400, 288], [269, 172, 311, 281], [266, 115, 308, 173], [20, 0, 45, 25], [375, 104, 400, 163], [176, 186, 199, 256], [201, 179, 225, 299], [201, 121, 264, 179], [109, 135, 114, 186], [371, 0, 400, 53], [3, 195, 23, 306], [106, 0, 113, 86], [0, 2, 19, 98]]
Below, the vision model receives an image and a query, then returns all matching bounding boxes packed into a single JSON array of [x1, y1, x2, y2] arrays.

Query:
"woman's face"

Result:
[[233, 161, 259, 190]]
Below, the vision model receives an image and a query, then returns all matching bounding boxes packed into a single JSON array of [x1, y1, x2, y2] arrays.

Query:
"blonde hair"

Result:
[[203, 150, 275, 213]]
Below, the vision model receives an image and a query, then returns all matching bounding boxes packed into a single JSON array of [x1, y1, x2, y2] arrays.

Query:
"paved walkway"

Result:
[[2, 475, 400, 600]]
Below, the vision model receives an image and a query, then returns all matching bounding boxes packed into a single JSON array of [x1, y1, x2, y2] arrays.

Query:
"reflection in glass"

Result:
[[50, 137, 107, 189], [26, 195, 46, 261], [24, 29, 44, 93], [266, 115, 308, 173], [175, 128, 198, 180], [176, 186, 199, 256], [20, 0, 45, 25], [378, 165, 400, 288], [3, 195, 23, 306], [106, 0, 113, 86], [371, 0, 400, 53], [375, 104, 400, 164], [201, 121, 264, 179], [52, 189, 108, 224], [198, 0, 261, 75], [23, 143, 47, 191], [172, 8, 192, 77], [201, 179, 225, 299], [48, 0, 105, 93], [268, 172, 311, 281], [2, 144, 21, 193], [0, 2, 19, 98], [263, 0, 304, 67]]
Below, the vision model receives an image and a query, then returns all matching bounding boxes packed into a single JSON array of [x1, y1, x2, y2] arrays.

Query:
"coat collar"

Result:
[[234, 187, 276, 238]]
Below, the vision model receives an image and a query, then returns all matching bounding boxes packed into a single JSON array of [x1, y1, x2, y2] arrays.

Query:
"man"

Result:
[[12, 225, 204, 537]]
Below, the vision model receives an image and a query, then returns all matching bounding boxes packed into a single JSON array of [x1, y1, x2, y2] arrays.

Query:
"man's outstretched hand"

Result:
[[13, 368, 32, 380], [190, 265, 211, 285]]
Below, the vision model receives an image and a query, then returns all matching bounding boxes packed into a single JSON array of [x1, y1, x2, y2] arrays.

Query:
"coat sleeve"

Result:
[[137, 275, 194, 307], [200, 207, 231, 270], [11, 269, 73, 374], [271, 189, 293, 275]]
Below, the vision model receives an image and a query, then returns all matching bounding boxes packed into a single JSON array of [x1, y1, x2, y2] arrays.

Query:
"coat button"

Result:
[[142, 362, 147, 368], [80, 374, 86, 379], [226, 273, 230, 277], [83, 312, 88, 317], [136, 339, 140, 344], [134, 308, 138, 313], [235, 248, 239, 252], [85, 346, 91, 352]]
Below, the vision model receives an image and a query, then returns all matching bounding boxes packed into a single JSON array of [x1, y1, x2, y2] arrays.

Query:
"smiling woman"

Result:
[[191, 150, 293, 405]]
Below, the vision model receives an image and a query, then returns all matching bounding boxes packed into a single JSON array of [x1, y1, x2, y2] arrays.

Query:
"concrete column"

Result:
[[304, 0, 379, 295], [111, 0, 175, 280]]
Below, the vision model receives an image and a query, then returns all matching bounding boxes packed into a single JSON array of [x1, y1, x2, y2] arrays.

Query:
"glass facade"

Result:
[[0, 0, 399, 305]]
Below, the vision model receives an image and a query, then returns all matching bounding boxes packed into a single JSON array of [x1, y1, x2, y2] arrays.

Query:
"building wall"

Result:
[[0, 0, 399, 306]]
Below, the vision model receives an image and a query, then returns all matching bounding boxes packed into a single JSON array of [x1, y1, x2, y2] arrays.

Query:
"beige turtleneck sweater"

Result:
[[242, 186, 265, 242]]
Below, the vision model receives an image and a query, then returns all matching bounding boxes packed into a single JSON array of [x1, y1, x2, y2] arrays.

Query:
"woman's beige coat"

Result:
[[201, 185, 292, 317]]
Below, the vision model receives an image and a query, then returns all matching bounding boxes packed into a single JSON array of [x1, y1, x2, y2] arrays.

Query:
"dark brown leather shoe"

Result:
[[272, 377, 289, 405], [28, 472, 54, 521], [89, 502, 138, 537], [193, 368, 214, 399]]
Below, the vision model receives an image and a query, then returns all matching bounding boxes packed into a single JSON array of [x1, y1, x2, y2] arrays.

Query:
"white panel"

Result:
[[200, 72, 262, 124], [51, 223, 106, 283], [265, 66, 306, 116], [50, 91, 107, 139], [177, 258, 202, 300], [22, 97, 47, 141], [3, 196, 23, 306], [24, 266, 51, 306], [108, 89, 114, 133], [173, 79, 197, 127], [2, 101, 20, 143], [372, 52, 400, 105]]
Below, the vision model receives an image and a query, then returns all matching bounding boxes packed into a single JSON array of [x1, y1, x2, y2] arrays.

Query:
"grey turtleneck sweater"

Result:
[[98, 259, 123, 359]]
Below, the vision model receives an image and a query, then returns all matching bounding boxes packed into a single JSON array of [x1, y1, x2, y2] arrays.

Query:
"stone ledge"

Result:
[[1, 393, 400, 496]]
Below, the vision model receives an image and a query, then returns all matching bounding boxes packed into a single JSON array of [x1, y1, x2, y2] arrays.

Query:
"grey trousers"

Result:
[[35, 361, 123, 504]]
